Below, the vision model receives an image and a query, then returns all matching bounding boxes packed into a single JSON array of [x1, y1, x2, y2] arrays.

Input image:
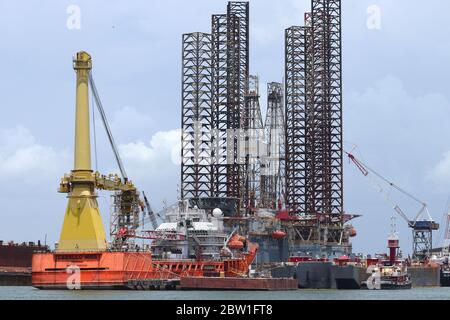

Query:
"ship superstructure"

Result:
[[149, 200, 229, 260]]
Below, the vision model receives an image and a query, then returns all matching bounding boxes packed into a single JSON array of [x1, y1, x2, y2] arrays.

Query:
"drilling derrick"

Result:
[[261, 82, 285, 209], [242, 75, 264, 211], [181, 32, 213, 199]]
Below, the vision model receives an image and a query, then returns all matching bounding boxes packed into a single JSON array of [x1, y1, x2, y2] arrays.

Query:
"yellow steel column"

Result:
[[74, 51, 91, 171], [57, 51, 107, 252]]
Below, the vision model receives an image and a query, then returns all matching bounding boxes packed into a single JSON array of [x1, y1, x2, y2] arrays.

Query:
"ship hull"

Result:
[[32, 250, 256, 290], [0, 241, 47, 286], [360, 282, 412, 290], [272, 263, 440, 289], [440, 270, 450, 287], [0, 268, 31, 286], [179, 277, 298, 291], [272, 262, 335, 289], [332, 265, 368, 289], [409, 266, 440, 287]]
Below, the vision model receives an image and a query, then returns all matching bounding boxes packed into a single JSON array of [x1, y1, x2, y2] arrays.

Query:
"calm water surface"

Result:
[[1, 286, 450, 300]]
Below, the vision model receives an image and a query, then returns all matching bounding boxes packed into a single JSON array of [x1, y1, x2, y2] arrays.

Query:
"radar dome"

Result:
[[212, 208, 223, 217]]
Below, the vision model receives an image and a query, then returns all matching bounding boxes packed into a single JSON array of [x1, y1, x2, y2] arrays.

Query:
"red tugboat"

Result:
[[361, 221, 412, 290], [361, 265, 412, 290]]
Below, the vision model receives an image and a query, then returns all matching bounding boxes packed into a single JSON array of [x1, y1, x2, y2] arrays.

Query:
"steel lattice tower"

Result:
[[285, 1, 343, 219], [303, 12, 315, 215], [227, 1, 249, 207], [227, 1, 249, 117], [444, 212, 450, 248], [284, 25, 308, 215], [309, 0, 343, 217], [243, 75, 264, 211], [261, 82, 284, 209], [181, 32, 213, 199], [225, 12, 241, 203], [181, 2, 252, 214], [211, 14, 229, 198], [209, 2, 249, 215]]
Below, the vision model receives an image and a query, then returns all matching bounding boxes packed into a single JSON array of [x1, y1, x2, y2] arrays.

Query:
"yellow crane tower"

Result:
[[57, 51, 140, 252]]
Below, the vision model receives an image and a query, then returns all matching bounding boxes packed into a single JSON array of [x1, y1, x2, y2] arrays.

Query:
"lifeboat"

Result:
[[272, 230, 286, 239], [237, 235, 247, 242], [350, 228, 357, 237], [227, 234, 244, 249]]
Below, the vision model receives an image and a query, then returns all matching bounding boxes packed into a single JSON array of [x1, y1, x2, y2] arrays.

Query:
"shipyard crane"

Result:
[[88, 73, 128, 180], [57, 52, 142, 251], [56, 51, 159, 251], [89, 73, 163, 240], [346, 151, 439, 260], [141, 191, 160, 230]]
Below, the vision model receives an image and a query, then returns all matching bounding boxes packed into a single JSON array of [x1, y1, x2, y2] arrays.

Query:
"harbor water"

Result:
[[1, 286, 450, 300]]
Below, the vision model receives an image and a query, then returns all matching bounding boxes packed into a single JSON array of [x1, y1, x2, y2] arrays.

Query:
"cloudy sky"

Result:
[[1, 0, 449, 255]]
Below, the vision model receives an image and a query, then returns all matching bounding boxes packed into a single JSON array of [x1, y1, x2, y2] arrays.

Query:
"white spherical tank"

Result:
[[212, 208, 223, 217]]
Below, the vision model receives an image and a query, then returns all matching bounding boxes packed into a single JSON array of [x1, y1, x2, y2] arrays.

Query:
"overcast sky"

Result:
[[1, 0, 450, 255]]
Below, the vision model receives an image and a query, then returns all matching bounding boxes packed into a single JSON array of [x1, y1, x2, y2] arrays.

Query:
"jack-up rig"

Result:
[[32, 51, 258, 289], [179, 0, 359, 262]]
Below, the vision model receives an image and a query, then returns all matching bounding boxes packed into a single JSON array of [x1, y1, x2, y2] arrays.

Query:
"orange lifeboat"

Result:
[[237, 235, 247, 242], [350, 228, 357, 237], [227, 234, 244, 249], [272, 230, 287, 239]]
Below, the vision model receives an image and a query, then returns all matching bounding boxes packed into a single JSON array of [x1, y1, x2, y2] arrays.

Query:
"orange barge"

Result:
[[32, 243, 258, 289]]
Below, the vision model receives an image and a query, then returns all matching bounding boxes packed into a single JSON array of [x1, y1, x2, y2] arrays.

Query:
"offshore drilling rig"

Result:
[[179, 0, 359, 262]]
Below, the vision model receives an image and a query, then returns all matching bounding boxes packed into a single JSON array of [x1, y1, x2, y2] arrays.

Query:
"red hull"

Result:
[[32, 246, 258, 289], [0, 241, 47, 268]]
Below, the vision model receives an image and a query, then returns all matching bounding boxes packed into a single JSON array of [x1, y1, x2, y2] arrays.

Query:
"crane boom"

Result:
[[346, 151, 430, 225], [346, 150, 439, 260], [142, 191, 158, 230], [88, 72, 128, 181]]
